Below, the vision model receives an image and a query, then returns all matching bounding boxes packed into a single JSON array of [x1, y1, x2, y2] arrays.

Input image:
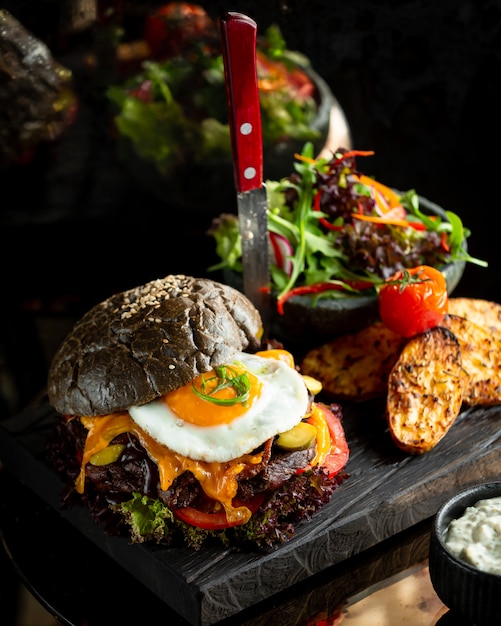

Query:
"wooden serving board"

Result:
[[1, 395, 500, 626]]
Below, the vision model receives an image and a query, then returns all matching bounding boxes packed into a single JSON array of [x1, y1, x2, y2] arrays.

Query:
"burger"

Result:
[[46, 274, 349, 550]]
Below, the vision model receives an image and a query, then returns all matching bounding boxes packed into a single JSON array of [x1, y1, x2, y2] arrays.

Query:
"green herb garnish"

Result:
[[192, 365, 251, 406]]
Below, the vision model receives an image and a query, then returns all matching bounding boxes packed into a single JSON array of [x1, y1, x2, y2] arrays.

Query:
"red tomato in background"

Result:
[[144, 2, 217, 59], [378, 265, 448, 337]]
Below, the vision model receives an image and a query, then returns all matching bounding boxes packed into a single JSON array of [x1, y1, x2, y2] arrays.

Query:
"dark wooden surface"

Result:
[[1, 395, 500, 625], [0, 465, 438, 626]]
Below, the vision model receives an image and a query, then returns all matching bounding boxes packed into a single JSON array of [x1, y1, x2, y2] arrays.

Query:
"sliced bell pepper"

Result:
[[276, 280, 374, 315]]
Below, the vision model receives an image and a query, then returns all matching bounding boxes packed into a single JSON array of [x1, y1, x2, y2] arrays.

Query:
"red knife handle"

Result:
[[219, 12, 263, 193]]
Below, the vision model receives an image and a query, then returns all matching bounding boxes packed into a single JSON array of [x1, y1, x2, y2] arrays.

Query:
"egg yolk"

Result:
[[163, 364, 263, 427]]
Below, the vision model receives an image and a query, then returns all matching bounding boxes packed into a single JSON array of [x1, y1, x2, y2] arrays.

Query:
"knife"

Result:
[[219, 11, 270, 333]]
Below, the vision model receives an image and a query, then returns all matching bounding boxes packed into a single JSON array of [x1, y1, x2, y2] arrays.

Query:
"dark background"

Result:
[[1, 0, 500, 415], [0, 2, 499, 619]]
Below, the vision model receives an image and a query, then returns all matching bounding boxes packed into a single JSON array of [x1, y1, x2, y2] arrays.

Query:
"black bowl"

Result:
[[429, 482, 501, 626]]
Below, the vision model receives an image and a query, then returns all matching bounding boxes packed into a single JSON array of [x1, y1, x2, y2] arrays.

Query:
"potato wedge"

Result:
[[448, 297, 501, 336], [440, 313, 501, 406], [301, 322, 406, 401], [387, 326, 463, 455]]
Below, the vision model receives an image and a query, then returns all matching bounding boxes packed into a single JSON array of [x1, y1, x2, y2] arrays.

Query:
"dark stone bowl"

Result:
[[429, 482, 501, 626]]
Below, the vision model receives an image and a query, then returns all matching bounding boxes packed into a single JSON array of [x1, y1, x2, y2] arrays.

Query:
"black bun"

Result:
[[47, 275, 262, 416]]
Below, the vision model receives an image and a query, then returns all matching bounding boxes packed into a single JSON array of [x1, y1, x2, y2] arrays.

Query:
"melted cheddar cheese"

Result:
[[79, 413, 264, 524]]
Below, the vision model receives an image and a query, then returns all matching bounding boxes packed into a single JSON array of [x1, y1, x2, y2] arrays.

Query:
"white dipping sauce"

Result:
[[444, 495, 501, 575]]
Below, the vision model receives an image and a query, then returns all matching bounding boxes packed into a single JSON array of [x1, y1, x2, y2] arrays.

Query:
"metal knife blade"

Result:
[[219, 12, 270, 332]]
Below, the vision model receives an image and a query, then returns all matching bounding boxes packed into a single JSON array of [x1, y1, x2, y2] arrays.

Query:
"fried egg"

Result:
[[128, 351, 309, 463]]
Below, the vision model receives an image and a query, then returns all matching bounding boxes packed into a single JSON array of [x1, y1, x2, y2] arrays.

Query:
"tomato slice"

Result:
[[173, 493, 265, 530], [315, 403, 349, 478]]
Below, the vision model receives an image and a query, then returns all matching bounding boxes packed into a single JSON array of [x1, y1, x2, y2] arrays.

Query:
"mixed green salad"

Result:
[[208, 144, 487, 313], [106, 21, 321, 177]]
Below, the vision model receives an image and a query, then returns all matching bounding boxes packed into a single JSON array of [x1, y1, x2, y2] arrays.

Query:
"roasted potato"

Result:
[[440, 313, 501, 406], [300, 298, 501, 456], [386, 326, 463, 455], [300, 322, 406, 401], [448, 297, 501, 335]]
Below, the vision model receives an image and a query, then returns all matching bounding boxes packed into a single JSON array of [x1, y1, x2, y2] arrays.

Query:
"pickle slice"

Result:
[[276, 422, 317, 451], [89, 443, 125, 466]]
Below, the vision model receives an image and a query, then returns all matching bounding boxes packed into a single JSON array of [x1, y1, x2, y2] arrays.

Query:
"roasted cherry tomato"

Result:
[[316, 403, 349, 478], [173, 493, 265, 530], [378, 265, 448, 337]]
